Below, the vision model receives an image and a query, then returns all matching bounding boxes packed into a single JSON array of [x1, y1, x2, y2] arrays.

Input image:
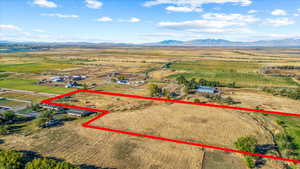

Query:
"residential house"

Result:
[[50, 76, 64, 82], [65, 81, 81, 88], [117, 80, 129, 85], [66, 109, 94, 117]]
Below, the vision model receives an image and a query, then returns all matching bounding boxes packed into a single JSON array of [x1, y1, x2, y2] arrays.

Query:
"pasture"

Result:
[[0, 79, 73, 94]]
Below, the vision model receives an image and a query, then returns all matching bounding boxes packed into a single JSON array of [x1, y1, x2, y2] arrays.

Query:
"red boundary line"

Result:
[[41, 89, 300, 164]]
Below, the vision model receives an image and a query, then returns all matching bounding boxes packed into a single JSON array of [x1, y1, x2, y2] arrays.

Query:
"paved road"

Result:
[[5, 98, 32, 104]]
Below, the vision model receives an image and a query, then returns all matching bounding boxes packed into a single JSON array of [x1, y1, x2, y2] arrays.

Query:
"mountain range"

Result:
[[1, 38, 300, 47], [144, 39, 300, 47]]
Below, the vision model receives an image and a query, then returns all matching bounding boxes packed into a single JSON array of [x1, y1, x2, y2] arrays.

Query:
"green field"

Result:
[[273, 115, 300, 158], [0, 62, 75, 73], [0, 73, 9, 78], [168, 61, 298, 88], [0, 79, 74, 94]]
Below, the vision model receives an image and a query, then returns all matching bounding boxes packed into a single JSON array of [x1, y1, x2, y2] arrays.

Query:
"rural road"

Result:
[[0, 88, 57, 97]]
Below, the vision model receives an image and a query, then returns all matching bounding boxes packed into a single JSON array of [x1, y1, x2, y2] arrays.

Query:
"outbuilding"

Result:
[[196, 85, 218, 94]]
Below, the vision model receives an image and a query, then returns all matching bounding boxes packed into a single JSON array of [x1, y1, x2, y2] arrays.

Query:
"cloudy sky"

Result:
[[0, 0, 300, 43]]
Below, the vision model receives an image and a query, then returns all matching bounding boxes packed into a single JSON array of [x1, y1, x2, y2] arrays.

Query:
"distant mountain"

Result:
[[1, 38, 300, 47], [145, 38, 300, 47]]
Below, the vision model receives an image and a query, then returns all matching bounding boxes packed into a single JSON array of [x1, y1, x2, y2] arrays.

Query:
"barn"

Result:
[[196, 85, 218, 94]]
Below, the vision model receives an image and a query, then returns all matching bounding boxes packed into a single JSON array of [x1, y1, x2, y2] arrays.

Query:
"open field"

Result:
[[0, 47, 299, 169], [0, 79, 73, 94], [168, 61, 299, 88], [0, 91, 48, 103], [0, 62, 75, 73]]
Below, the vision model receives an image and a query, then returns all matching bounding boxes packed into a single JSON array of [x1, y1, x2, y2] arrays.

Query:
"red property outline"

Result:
[[41, 89, 300, 163]]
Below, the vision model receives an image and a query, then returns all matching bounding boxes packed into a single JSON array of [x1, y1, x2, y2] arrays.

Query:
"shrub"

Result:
[[234, 136, 258, 168], [0, 150, 25, 169], [0, 111, 16, 123], [0, 125, 9, 135], [25, 158, 79, 169], [148, 84, 162, 97]]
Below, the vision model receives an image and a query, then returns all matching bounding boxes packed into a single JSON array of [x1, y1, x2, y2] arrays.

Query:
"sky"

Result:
[[0, 0, 300, 43]]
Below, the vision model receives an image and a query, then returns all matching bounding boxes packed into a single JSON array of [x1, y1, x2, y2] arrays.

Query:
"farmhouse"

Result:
[[41, 104, 63, 111], [66, 109, 94, 117], [65, 81, 80, 88], [117, 80, 129, 85], [71, 75, 87, 81], [50, 76, 64, 82], [196, 85, 218, 94]]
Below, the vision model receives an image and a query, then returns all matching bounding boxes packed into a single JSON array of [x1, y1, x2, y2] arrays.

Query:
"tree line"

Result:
[[262, 87, 300, 100], [0, 150, 79, 169], [176, 75, 238, 89]]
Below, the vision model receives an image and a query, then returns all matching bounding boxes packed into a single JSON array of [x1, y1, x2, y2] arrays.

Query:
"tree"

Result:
[[194, 98, 200, 103], [183, 86, 190, 95], [0, 150, 25, 169], [189, 78, 197, 89], [234, 136, 258, 168], [0, 125, 9, 135], [149, 84, 162, 97], [117, 75, 126, 81], [176, 75, 187, 84], [25, 158, 79, 169], [227, 82, 237, 88], [36, 111, 54, 128], [82, 83, 88, 90], [0, 111, 16, 123], [162, 88, 170, 98], [223, 97, 234, 104]]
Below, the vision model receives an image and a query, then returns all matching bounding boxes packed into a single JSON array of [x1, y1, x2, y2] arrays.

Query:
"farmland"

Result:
[[168, 61, 299, 88], [0, 47, 299, 169], [0, 79, 74, 94]]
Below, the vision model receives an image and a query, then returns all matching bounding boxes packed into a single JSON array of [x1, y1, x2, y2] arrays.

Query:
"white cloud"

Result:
[[266, 18, 295, 27], [202, 13, 259, 23], [97, 17, 113, 22], [0, 24, 22, 31], [129, 17, 140, 23], [41, 13, 79, 18], [158, 13, 258, 34], [118, 17, 141, 23], [158, 20, 244, 29], [166, 6, 202, 12], [144, 0, 252, 10], [85, 0, 103, 9], [271, 9, 287, 16], [248, 10, 257, 14], [187, 27, 254, 33], [32, 29, 47, 33], [33, 0, 57, 8], [294, 9, 300, 16]]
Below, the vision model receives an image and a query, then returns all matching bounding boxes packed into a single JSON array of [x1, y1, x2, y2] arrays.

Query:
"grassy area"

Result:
[[0, 62, 75, 73], [0, 73, 9, 78], [168, 61, 298, 88], [0, 79, 74, 94], [0, 92, 47, 103], [272, 115, 300, 159], [0, 99, 27, 108]]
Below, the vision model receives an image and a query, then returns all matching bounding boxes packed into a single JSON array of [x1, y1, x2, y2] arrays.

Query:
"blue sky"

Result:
[[0, 0, 300, 43]]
